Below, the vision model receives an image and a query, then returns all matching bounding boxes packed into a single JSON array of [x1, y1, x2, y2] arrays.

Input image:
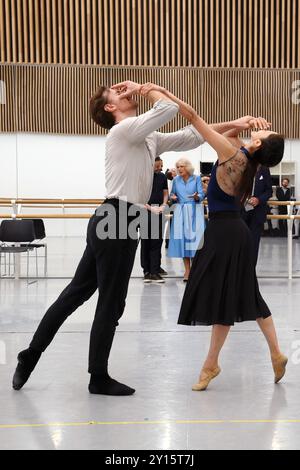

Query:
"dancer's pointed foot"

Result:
[[271, 353, 288, 384], [192, 366, 221, 391], [12, 348, 42, 390], [89, 374, 135, 396]]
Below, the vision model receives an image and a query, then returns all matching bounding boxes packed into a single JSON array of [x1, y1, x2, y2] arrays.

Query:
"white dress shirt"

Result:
[[105, 99, 205, 205]]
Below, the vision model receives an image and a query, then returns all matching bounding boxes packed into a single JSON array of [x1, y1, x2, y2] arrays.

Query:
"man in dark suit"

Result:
[[242, 166, 273, 266], [276, 178, 291, 237], [141, 157, 169, 283]]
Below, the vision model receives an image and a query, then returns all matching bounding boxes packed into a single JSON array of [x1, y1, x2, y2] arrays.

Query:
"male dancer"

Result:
[[12, 80, 253, 395]]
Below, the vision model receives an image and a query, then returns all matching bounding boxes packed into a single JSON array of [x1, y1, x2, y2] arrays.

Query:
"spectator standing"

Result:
[[242, 166, 273, 265], [168, 158, 205, 281], [276, 178, 291, 237], [141, 157, 169, 283]]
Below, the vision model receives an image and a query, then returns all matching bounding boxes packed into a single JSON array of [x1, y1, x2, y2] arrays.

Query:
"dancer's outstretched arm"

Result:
[[141, 84, 270, 163], [111, 80, 174, 105], [111, 80, 252, 137], [111, 80, 180, 143], [154, 116, 263, 155], [141, 83, 237, 162], [210, 119, 251, 135]]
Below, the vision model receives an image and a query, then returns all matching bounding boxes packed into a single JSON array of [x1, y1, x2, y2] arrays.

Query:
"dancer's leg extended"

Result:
[[256, 316, 280, 356], [203, 325, 231, 370], [31, 246, 98, 352], [13, 238, 98, 390], [193, 325, 230, 391], [256, 316, 288, 383]]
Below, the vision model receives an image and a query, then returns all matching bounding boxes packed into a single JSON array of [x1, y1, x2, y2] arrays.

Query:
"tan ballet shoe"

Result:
[[272, 354, 288, 384], [192, 366, 221, 391]]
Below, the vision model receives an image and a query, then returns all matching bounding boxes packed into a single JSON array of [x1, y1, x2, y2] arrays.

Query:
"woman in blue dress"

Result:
[[168, 158, 205, 281]]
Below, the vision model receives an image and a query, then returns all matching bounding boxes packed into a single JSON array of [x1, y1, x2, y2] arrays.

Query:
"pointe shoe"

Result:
[[192, 366, 221, 391], [272, 354, 288, 384]]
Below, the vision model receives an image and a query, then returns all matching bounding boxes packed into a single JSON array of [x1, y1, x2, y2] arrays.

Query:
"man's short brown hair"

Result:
[[89, 86, 115, 130]]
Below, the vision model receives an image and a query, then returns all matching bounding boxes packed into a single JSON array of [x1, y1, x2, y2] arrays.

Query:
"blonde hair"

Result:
[[176, 158, 194, 176]]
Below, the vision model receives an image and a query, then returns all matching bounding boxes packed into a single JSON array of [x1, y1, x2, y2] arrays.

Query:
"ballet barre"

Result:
[[0, 199, 299, 280]]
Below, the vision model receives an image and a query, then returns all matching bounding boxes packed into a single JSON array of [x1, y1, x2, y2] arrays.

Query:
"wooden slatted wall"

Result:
[[1, 64, 300, 137], [0, 2, 299, 137], [0, 0, 300, 68]]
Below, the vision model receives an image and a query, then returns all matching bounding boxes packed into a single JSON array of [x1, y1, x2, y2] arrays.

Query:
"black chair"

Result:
[[19, 219, 47, 277], [0, 219, 44, 280]]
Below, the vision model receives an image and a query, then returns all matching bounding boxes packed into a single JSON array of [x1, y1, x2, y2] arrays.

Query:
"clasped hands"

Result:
[[111, 80, 165, 98], [233, 115, 272, 131], [247, 197, 260, 207], [145, 204, 166, 215], [112, 81, 272, 132]]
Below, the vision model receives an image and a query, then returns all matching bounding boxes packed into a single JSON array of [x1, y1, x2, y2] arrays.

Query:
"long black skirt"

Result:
[[178, 211, 271, 326]]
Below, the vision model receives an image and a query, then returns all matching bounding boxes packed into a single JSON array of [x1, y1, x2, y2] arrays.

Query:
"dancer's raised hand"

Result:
[[111, 80, 142, 98], [249, 117, 272, 130], [234, 116, 271, 131], [233, 116, 255, 131]]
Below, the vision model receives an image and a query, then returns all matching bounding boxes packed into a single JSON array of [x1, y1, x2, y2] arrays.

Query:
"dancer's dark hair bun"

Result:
[[252, 134, 285, 168], [239, 134, 285, 205]]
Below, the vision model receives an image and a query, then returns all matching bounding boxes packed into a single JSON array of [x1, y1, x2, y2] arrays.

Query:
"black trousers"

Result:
[[279, 219, 287, 236], [30, 199, 138, 375], [242, 211, 263, 266], [140, 213, 165, 275], [278, 207, 288, 236]]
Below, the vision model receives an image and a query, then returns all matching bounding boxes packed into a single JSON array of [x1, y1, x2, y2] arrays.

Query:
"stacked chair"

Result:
[[0, 219, 47, 281]]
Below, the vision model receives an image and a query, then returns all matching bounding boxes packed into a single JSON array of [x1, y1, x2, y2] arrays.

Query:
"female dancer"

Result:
[[141, 83, 287, 391]]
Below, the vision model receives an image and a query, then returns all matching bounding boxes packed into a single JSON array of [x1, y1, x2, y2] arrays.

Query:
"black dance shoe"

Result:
[[89, 374, 135, 396], [12, 348, 41, 390]]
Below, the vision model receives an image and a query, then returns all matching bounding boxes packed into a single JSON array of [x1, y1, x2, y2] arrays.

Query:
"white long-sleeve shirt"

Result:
[[105, 99, 205, 205]]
